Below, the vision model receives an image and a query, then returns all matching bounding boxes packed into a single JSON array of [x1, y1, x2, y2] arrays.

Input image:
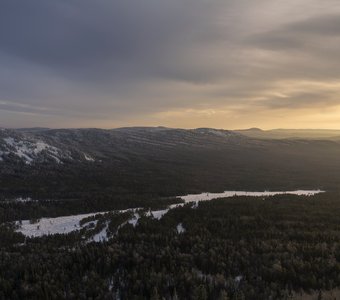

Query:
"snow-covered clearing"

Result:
[[15, 208, 138, 238], [15, 211, 108, 237], [179, 190, 324, 203], [14, 189, 324, 240]]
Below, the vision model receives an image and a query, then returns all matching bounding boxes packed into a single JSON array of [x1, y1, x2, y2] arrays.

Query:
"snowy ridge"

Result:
[[1, 136, 69, 164], [0, 126, 245, 166]]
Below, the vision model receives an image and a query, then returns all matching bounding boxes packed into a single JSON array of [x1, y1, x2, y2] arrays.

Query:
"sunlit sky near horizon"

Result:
[[1, 0, 340, 129]]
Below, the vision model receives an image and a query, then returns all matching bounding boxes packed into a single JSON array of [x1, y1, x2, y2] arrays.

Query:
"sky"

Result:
[[1, 0, 340, 129]]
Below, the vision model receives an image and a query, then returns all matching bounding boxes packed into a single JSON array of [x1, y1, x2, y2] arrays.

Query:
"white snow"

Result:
[[81, 220, 98, 228], [4, 137, 33, 163], [14, 197, 33, 203], [147, 203, 186, 220], [191, 202, 199, 209], [149, 209, 170, 220], [92, 221, 109, 242], [176, 223, 185, 234], [1, 197, 35, 204], [14, 190, 324, 240], [206, 129, 232, 137], [15, 208, 140, 238], [127, 213, 140, 227], [15, 211, 109, 237], [3, 137, 65, 164], [84, 153, 95, 161], [179, 190, 324, 203]]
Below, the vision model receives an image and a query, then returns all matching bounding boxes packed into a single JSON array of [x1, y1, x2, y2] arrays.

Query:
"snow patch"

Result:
[[179, 190, 324, 203], [14, 190, 324, 240], [15, 211, 109, 237], [3, 137, 66, 164], [92, 221, 109, 242], [176, 223, 185, 234], [127, 213, 140, 227], [14, 197, 33, 203], [150, 209, 169, 220], [15, 208, 140, 239], [84, 153, 95, 161]]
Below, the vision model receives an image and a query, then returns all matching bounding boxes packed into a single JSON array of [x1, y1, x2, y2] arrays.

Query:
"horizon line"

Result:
[[2, 126, 340, 131]]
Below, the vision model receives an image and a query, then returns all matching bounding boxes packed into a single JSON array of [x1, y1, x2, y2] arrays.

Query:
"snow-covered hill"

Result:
[[2, 136, 68, 164], [0, 127, 243, 165], [0, 128, 95, 164]]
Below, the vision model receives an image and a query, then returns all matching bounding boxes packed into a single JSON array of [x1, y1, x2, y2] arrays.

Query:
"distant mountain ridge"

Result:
[[2, 126, 340, 165], [2, 126, 340, 199], [235, 128, 340, 140], [0, 127, 243, 165]]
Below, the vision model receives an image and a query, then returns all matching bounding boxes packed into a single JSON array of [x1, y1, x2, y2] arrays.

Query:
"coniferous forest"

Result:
[[2, 192, 340, 299], [2, 129, 340, 299], [2, 0, 340, 297]]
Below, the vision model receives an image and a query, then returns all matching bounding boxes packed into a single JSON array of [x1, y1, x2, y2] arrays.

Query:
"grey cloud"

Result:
[[290, 14, 340, 36], [1, 0, 340, 128], [260, 92, 340, 110], [249, 13, 340, 51], [0, 0, 227, 82]]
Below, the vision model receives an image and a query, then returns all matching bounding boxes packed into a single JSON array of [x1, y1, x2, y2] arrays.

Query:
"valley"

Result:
[[1, 127, 340, 299], [14, 190, 323, 239]]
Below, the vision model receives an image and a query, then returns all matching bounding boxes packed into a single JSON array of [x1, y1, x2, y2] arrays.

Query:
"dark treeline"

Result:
[[2, 193, 340, 299]]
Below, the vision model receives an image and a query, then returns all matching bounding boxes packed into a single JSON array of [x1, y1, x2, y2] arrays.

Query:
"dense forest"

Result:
[[2, 128, 340, 202], [3, 129, 340, 299], [2, 192, 340, 299]]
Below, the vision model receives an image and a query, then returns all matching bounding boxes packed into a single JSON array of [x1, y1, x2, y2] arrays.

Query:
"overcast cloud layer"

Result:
[[1, 0, 340, 129]]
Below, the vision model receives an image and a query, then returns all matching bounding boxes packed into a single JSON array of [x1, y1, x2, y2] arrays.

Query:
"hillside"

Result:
[[1, 127, 340, 201], [2, 128, 340, 299]]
